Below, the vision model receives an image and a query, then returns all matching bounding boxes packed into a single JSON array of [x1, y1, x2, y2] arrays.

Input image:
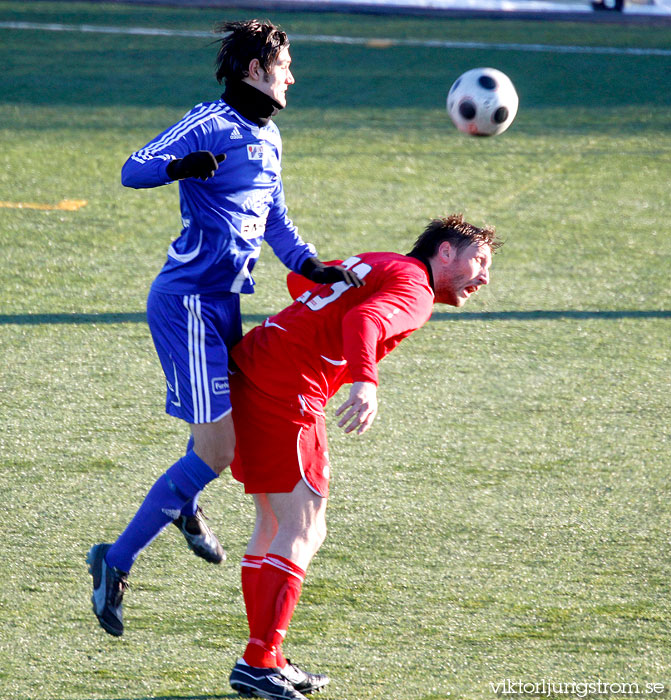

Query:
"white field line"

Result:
[[1, 20, 671, 56]]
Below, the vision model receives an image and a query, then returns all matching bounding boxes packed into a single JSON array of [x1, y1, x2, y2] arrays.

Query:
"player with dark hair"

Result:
[[227, 214, 501, 699], [87, 17, 361, 659], [214, 19, 289, 83]]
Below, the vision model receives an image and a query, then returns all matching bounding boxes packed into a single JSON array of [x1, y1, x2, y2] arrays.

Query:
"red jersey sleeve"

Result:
[[341, 274, 434, 385]]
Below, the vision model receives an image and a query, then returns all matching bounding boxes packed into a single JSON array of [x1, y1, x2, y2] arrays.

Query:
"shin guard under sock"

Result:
[[106, 451, 217, 573], [243, 554, 305, 668], [179, 435, 200, 518], [241, 554, 265, 632]]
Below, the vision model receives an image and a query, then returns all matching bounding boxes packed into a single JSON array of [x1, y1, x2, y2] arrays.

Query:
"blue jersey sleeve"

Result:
[[264, 182, 316, 273], [121, 103, 214, 189]]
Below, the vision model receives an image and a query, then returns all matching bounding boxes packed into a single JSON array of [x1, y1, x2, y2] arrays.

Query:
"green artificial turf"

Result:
[[0, 3, 670, 699]]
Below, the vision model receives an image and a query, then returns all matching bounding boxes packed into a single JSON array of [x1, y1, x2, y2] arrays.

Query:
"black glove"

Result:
[[166, 151, 226, 181], [300, 258, 365, 288]]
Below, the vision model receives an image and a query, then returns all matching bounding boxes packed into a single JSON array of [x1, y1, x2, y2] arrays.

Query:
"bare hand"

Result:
[[335, 381, 378, 435]]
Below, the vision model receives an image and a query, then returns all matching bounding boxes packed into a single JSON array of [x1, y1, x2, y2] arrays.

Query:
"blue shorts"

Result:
[[147, 288, 242, 424]]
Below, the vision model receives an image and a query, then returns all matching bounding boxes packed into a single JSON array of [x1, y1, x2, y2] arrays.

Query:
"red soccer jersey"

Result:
[[231, 252, 435, 403]]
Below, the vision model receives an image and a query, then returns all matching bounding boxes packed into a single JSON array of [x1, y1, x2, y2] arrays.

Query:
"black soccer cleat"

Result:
[[86, 543, 129, 637], [229, 659, 309, 699], [173, 506, 225, 564], [280, 660, 330, 694]]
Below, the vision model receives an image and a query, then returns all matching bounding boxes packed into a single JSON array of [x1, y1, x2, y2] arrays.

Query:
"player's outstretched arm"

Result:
[[335, 381, 378, 435], [300, 258, 365, 288]]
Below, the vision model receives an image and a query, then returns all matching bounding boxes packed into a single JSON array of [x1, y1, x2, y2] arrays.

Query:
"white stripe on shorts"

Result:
[[295, 425, 324, 498], [183, 294, 211, 423]]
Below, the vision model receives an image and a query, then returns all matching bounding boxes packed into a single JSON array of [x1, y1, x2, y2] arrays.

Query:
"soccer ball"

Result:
[[447, 67, 519, 137]]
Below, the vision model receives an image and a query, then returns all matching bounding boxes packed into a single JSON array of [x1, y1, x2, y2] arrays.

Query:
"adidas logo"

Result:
[[230, 125, 243, 140], [162, 508, 182, 520]]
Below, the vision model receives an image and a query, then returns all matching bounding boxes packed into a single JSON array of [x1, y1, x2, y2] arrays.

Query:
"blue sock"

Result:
[[106, 451, 217, 573], [180, 491, 201, 518], [180, 435, 200, 518]]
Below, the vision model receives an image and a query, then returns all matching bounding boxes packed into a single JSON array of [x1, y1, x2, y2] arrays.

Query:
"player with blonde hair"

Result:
[[228, 214, 501, 699]]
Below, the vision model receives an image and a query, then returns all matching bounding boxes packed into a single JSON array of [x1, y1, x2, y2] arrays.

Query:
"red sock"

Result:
[[243, 554, 305, 668], [241, 554, 264, 634], [275, 647, 288, 669], [243, 555, 288, 668]]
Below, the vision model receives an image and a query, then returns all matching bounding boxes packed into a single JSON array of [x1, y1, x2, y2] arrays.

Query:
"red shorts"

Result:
[[229, 371, 331, 497]]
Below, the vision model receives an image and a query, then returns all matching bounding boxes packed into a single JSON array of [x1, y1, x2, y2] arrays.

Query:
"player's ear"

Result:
[[247, 58, 263, 81], [437, 241, 453, 262]]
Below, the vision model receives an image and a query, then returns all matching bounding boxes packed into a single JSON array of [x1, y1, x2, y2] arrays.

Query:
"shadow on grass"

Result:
[[431, 309, 671, 321], [0, 312, 266, 326], [0, 309, 669, 326], [52, 696, 236, 700]]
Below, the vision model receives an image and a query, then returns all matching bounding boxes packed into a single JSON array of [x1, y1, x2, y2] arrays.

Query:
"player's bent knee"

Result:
[[191, 417, 236, 473], [254, 513, 279, 547], [193, 444, 235, 474], [279, 521, 323, 554], [211, 443, 235, 473]]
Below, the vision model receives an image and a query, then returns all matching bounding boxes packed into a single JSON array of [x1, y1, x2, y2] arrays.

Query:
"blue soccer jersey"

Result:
[[121, 99, 316, 295]]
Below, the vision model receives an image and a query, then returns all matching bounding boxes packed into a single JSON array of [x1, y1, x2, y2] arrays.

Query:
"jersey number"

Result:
[[298, 256, 372, 311]]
